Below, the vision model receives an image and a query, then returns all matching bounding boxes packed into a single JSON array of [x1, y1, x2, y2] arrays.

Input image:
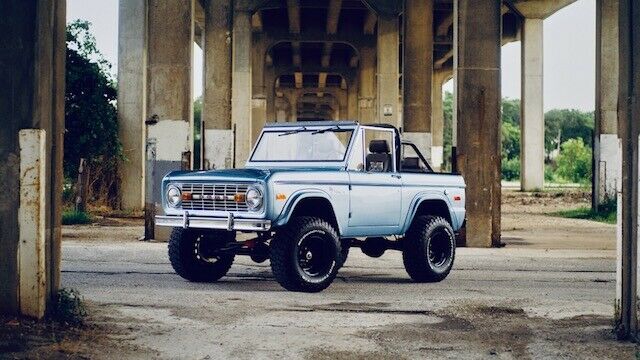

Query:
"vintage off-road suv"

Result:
[[156, 121, 466, 292]]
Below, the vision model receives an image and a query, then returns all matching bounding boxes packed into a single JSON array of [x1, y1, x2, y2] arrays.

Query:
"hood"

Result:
[[164, 166, 344, 183]]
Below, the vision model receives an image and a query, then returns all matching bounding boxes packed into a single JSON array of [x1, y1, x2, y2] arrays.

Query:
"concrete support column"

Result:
[[594, 0, 620, 207], [358, 46, 376, 122], [231, 8, 252, 165], [202, 0, 233, 170], [431, 70, 450, 171], [520, 18, 545, 191], [288, 93, 298, 122], [403, 0, 433, 155], [251, 34, 267, 144], [616, 0, 640, 341], [377, 15, 400, 127], [118, 0, 147, 210], [0, 0, 66, 315], [454, 0, 502, 247], [146, 0, 195, 240], [348, 78, 359, 119]]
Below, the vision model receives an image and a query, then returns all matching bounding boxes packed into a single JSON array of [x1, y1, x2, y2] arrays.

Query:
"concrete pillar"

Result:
[[594, 0, 620, 207], [454, 0, 502, 247], [146, 0, 195, 240], [348, 77, 359, 119], [232, 8, 252, 165], [377, 15, 400, 127], [616, 0, 640, 341], [202, 0, 233, 170], [403, 0, 433, 155], [431, 70, 450, 171], [359, 46, 376, 122], [0, 0, 66, 315], [251, 34, 268, 144], [118, 0, 147, 210], [520, 18, 545, 191], [288, 93, 298, 122]]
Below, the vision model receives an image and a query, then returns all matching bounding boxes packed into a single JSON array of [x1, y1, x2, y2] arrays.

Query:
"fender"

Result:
[[273, 188, 344, 234], [401, 190, 459, 233]]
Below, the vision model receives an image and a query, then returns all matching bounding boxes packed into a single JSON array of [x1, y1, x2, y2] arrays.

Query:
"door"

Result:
[[347, 127, 402, 227]]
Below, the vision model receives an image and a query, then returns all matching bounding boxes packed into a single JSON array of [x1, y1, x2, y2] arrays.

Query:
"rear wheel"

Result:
[[168, 228, 235, 282], [270, 217, 341, 292], [402, 215, 455, 282]]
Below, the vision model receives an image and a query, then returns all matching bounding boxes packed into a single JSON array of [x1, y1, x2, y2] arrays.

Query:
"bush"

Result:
[[556, 138, 592, 184], [502, 157, 520, 181], [52, 288, 87, 326], [62, 210, 92, 225]]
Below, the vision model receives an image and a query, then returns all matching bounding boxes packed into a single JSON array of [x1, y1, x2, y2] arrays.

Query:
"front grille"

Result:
[[180, 183, 250, 212]]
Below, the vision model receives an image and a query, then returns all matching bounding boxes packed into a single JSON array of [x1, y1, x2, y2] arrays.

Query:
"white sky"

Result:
[[67, 0, 595, 111]]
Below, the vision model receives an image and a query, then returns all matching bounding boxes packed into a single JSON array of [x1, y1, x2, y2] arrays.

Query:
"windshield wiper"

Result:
[[278, 126, 307, 136], [311, 125, 348, 135]]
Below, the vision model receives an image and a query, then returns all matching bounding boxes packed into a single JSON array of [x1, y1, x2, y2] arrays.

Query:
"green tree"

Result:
[[65, 20, 121, 205], [442, 91, 453, 171], [501, 98, 520, 126], [556, 138, 592, 184], [544, 109, 594, 154]]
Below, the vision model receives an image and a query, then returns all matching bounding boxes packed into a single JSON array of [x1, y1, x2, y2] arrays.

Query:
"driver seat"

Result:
[[366, 140, 391, 172]]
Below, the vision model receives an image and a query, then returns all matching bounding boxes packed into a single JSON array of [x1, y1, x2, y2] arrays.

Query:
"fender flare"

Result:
[[273, 189, 343, 234], [401, 191, 459, 232]]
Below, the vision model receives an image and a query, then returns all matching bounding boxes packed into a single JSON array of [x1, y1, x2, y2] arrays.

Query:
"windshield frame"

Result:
[[246, 124, 359, 166]]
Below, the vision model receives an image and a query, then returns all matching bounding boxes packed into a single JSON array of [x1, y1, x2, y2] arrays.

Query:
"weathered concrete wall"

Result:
[[454, 0, 502, 247], [231, 8, 253, 166], [0, 0, 65, 315], [520, 18, 545, 191], [594, 0, 620, 207], [358, 46, 376, 122], [118, 0, 147, 211]]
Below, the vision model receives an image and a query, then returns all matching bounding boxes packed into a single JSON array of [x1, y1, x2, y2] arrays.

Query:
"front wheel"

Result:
[[402, 215, 456, 282], [270, 217, 341, 292], [168, 228, 235, 282]]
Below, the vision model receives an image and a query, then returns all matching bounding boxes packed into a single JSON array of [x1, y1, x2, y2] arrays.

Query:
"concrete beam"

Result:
[[520, 18, 545, 191], [294, 71, 303, 88], [318, 72, 327, 97], [511, 0, 577, 19], [594, 0, 620, 207], [286, 0, 301, 34], [616, 0, 640, 341], [435, 49, 453, 69], [326, 0, 342, 34], [252, 11, 263, 32], [455, 0, 502, 247], [363, 10, 377, 35], [291, 41, 301, 67], [436, 13, 453, 37]]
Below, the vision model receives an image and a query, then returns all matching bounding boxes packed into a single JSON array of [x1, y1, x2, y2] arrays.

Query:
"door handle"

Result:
[[391, 174, 402, 179]]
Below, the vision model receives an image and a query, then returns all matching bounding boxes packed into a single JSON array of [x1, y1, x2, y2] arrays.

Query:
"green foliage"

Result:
[[501, 157, 520, 181], [65, 20, 121, 206], [556, 138, 592, 184], [501, 121, 520, 161], [62, 210, 92, 225], [501, 98, 521, 126], [442, 91, 453, 172], [545, 109, 594, 154], [52, 288, 87, 326]]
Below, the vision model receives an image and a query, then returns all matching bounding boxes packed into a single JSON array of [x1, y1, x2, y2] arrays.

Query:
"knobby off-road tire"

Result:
[[270, 217, 341, 292], [402, 215, 456, 282], [168, 228, 235, 282], [339, 238, 352, 268]]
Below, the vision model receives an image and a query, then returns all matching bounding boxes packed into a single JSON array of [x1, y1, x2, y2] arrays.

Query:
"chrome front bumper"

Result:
[[155, 212, 271, 231]]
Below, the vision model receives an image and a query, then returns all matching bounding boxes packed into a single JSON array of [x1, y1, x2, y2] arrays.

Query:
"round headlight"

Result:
[[245, 187, 263, 211], [166, 185, 182, 208]]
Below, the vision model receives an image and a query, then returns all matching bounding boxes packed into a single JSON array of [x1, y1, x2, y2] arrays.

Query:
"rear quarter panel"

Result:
[[400, 173, 466, 232]]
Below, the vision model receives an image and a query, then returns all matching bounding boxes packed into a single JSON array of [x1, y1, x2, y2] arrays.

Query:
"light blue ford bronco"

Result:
[[156, 121, 466, 292]]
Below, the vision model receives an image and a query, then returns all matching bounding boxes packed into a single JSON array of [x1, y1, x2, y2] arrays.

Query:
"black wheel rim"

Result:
[[296, 231, 334, 278], [428, 228, 453, 268], [194, 235, 221, 264]]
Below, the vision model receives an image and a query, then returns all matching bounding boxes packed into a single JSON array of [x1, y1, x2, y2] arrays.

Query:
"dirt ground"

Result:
[[1, 190, 637, 359]]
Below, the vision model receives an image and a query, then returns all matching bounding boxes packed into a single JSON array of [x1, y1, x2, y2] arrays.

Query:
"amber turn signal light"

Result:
[[181, 192, 192, 201], [276, 193, 286, 201], [234, 193, 246, 203]]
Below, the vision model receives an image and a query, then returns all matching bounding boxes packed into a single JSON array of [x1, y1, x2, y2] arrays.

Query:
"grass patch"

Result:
[[62, 210, 92, 225], [551, 203, 616, 224]]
